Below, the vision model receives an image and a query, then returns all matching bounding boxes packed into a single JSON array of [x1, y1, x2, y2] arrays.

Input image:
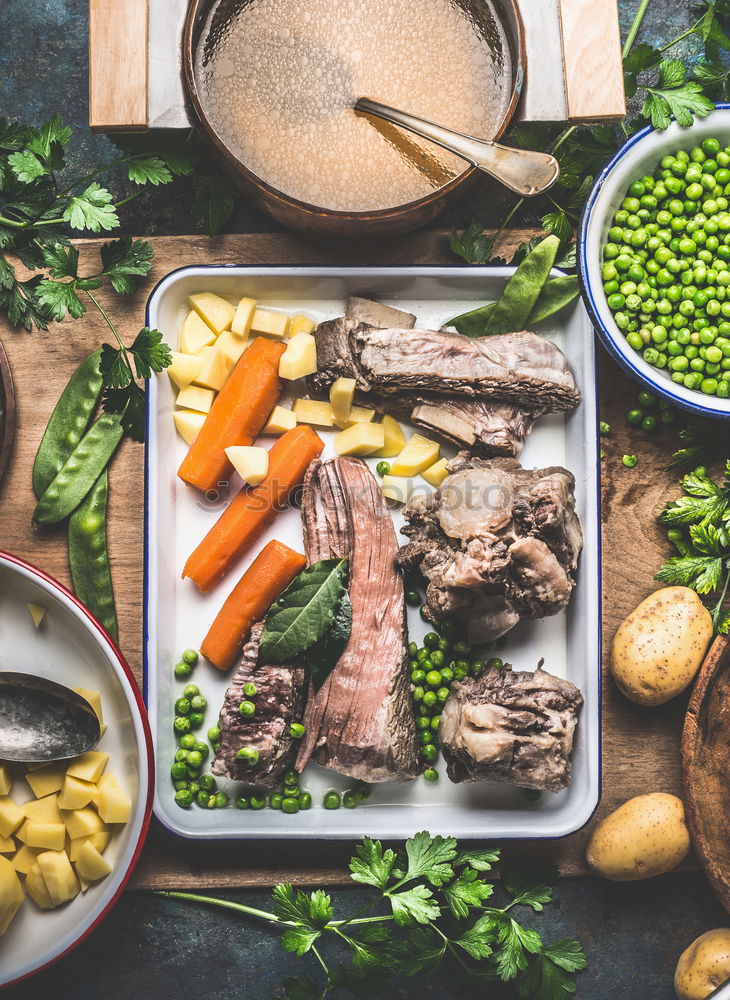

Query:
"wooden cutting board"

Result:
[[0, 230, 696, 888]]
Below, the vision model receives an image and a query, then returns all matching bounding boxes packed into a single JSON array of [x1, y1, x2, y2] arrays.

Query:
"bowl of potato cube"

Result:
[[0, 551, 153, 988]]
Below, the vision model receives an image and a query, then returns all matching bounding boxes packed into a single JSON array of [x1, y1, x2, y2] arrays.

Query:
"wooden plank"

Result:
[[558, 0, 626, 122], [89, 0, 148, 131], [0, 231, 692, 888]]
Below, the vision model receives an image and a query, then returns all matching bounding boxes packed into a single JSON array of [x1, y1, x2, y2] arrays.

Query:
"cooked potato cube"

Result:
[[231, 297, 257, 338], [179, 309, 216, 355], [61, 807, 106, 840], [28, 602, 46, 628], [329, 377, 355, 424], [12, 844, 40, 875], [94, 773, 119, 797], [262, 405, 296, 436], [0, 764, 11, 797], [193, 346, 233, 392], [175, 385, 215, 414], [390, 434, 440, 477], [69, 831, 110, 863], [14, 821, 29, 844], [225, 446, 269, 487], [250, 308, 290, 339], [96, 785, 132, 825], [24, 794, 62, 825], [421, 458, 449, 488], [381, 475, 413, 504], [0, 856, 25, 932], [166, 351, 203, 390], [293, 399, 334, 426], [58, 775, 96, 811], [216, 328, 249, 367], [279, 332, 317, 381], [372, 415, 407, 458], [289, 314, 316, 337], [37, 850, 80, 906], [334, 422, 385, 457], [0, 834, 13, 854], [66, 751, 109, 784], [76, 840, 112, 882], [72, 687, 104, 730], [0, 797, 25, 838], [26, 822, 66, 851], [173, 409, 207, 446], [333, 405, 377, 430], [188, 292, 235, 335], [26, 763, 66, 798], [25, 863, 54, 909]]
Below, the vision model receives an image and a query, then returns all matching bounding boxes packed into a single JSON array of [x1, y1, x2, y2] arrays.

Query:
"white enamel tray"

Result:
[[145, 267, 601, 841]]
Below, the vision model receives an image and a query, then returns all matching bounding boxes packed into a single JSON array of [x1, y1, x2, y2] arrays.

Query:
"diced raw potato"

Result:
[[76, 868, 92, 893], [289, 314, 316, 337], [381, 475, 414, 504], [0, 856, 25, 932], [94, 773, 119, 797], [76, 841, 112, 882], [96, 785, 132, 825], [26, 764, 66, 798], [372, 415, 407, 458], [279, 332, 317, 380], [24, 794, 62, 825], [216, 328, 248, 367], [179, 309, 216, 355], [12, 845, 40, 875], [69, 831, 110, 863], [67, 750, 109, 784], [175, 384, 215, 414], [261, 405, 296, 435], [61, 807, 106, 840], [25, 863, 54, 908], [167, 351, 203, 391], [390, 433, 440, 477], [28, 602, 46, 628], [421, 457, 449, 488], [73, 687, 104, 729], [224, 446, 269, 487], [14, 821, 29, 844], [329, 377, 355, 424], [250, 308, 290, 339], [0, 797, 25, 838], [231, 297, 257, 337], [0, 835, 13, 854], [333, 405, 377, 430], [173, 409, 207, 446], [0, 764, 11, 797], [37, 850, 80, 906], [58, 775, 96, 811], [334, 422, 385, 457], [26, 822, 66, 851], [293, 399, 334, 427], [193, 346, 232, 391], [188, 292, 235, 335]]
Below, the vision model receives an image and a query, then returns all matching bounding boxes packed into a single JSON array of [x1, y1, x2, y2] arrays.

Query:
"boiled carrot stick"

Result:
[[183, 425, 324, 593], [178, 336, 286, 495], [201, 539, 306, 671]]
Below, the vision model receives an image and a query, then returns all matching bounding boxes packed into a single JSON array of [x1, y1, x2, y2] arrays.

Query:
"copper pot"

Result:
[[182, 0, 527, 237]]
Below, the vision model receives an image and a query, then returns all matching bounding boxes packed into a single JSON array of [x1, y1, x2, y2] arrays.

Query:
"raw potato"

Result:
[[193, 346, 232, 392], [329, 377, 356, 423], [250, 307, 290, 339], [167, 351, 203, 390], [231, 297, 257, 338], [58, 774, 96, 810], [390, 433, 440, 477], [75, 841, 112, 882], [0, 856, 25, 933], [179, 309, 216, 355], [586, 792, 690, 881], [289, 314, 316, 337], [262, 405, 296, 435], [26, 764, 66, 798], [188, 292, 235, 335], [96, 785, 131, 824], [334, 422, 384, 457], [293, 399, 334, 426], [66, 751, 109, 784], [225, 445, 269, 486], [421, 457, 449, 488], [175, 384, 215, 414], [382, 475, 413, 504], [173, 410, 207, 446], [279, 332, 317, 380], [0, 834, 13, 854], [675, 928, 730, 999], [611, 586, 713, 705], [216, 329, 248, 367], [25, 822, 66, 851], [24, 794, 62, 824], [61, 807, 106, 840], [0, 764, 11, 797], [0, 796, 25, 838], [36, 850, 80, 906], [333, 405, 376, 430], [25, 863, 54, 909], [372, 414, 406, 458], [13, 845, 41, 875]]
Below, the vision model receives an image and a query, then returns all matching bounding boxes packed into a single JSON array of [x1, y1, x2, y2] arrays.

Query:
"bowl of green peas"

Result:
[[578, 106, 730, 416]]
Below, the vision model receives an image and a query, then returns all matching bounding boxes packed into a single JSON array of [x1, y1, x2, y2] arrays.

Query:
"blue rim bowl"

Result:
[[578, 103, 730, 420]]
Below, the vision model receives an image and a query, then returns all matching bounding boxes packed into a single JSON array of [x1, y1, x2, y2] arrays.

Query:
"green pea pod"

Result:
[[526, 274, 580, 326], [32, 349, 103, 498], [68, 469, 118, 641], [33, 413, 124, 526], [483, 234, 561, 336], [448, 301, 496, 338]]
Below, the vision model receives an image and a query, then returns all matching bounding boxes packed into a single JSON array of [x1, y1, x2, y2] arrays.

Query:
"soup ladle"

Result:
[[0, 671, 101, 763], [355, 97, 559, 197]]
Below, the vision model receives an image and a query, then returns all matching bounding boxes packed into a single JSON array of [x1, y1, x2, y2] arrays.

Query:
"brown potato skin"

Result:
[[610, 586, 713, 706], [585, 792, 690, 881], [675, 929, 730, 999]]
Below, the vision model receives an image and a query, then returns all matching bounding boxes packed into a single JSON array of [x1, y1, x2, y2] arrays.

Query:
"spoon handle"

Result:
[[355, 98, 559, 197]]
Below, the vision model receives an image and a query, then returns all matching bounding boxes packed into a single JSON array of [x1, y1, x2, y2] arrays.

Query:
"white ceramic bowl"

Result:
[[0, 552, 153, 989], [578, 104, 730, 419]]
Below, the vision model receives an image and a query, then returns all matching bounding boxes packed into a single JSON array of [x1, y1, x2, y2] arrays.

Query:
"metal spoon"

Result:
[[0, 672, 101, 763], [355, 97, 559, 198]]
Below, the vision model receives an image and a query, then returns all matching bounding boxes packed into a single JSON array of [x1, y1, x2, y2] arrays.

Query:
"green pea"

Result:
[[281, 796, 300, 814], [182, 649, 199, 666], [175, 697, 191, 716], [198, 775, 216, 792], [215, 792, 229, 809], [235, 795, 250, 809], [269, 793, 283, 809], [190, 695, 207, 711], [250, 795, 267, 810], [423, 769, 439, 782], [183, 684, 199, 698], [425, 670, 442, 687], [406, 589, 421, 607], [239, 700, 256, 718], [342, 791, 358, 809], [423, 690, 438, 708], [323, 791, 341, 809], [175, 789, 194, 809], [174, 716, 191, 735], [207, 726, 221, 743], [236, 747, 260, 765], [641, 416, 657, 432], [421, 744, 438, 762], [243, 682, 257, 697], [188, 712, 204, 729], [299, 792, 313, 810], [174, 661, 192, 679], [487, 658, 504, 670], [436, 687, 450, 703], [622, 454, 638, 468], [171, 762, 188, 781], [289, 723, 306, 739]]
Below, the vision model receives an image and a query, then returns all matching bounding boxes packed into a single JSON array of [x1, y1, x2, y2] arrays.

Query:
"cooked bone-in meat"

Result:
[[212, 623, 307, 787], [408, 399, 541, 458], [295, 457, 420, 781], [439, 662, 583, 791], [346, 296, 416, 329], [397, 455, 583, 643]]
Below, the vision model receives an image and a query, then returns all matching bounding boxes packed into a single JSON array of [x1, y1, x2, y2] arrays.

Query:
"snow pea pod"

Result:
[[33, 412, 124, 526], [32, 349, 103, 498], [483, 234, 560, 336], [449, 274, 580, 338], [68, 469, 118, 641]]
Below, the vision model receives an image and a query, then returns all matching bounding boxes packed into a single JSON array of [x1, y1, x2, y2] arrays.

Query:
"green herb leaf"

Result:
[[453, 914, 498, 960], [100, 237, 154, 294], [450, 220, 495, 265], [100, 344, 133, 389], [306, 592, 352, 691], [349, 837, 397, 889], [442, 867, 493, 918], [193, 174, 236, 236], [41, 243, 79, 280], [655, 554, 724, 593], [504, 864, 557, 911], [129, 327, 172, 379], [36, 278, 86, 321], [281, 973, 321, 1000], [260, 558, 348, 661], [401, 830, 457, 886], [127, 156, 173, 186], [8, 150, 47, 183], [494, 916, 543, 981], [641, 60, 714, 130], [454, 847, 501, 871], [63, 182, 119, 232], [388, 884, 440, 926]]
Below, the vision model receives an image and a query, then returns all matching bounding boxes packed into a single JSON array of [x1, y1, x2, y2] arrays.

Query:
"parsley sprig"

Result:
[[656, 462, 730, 632], [158, 832, 586, 1000]]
